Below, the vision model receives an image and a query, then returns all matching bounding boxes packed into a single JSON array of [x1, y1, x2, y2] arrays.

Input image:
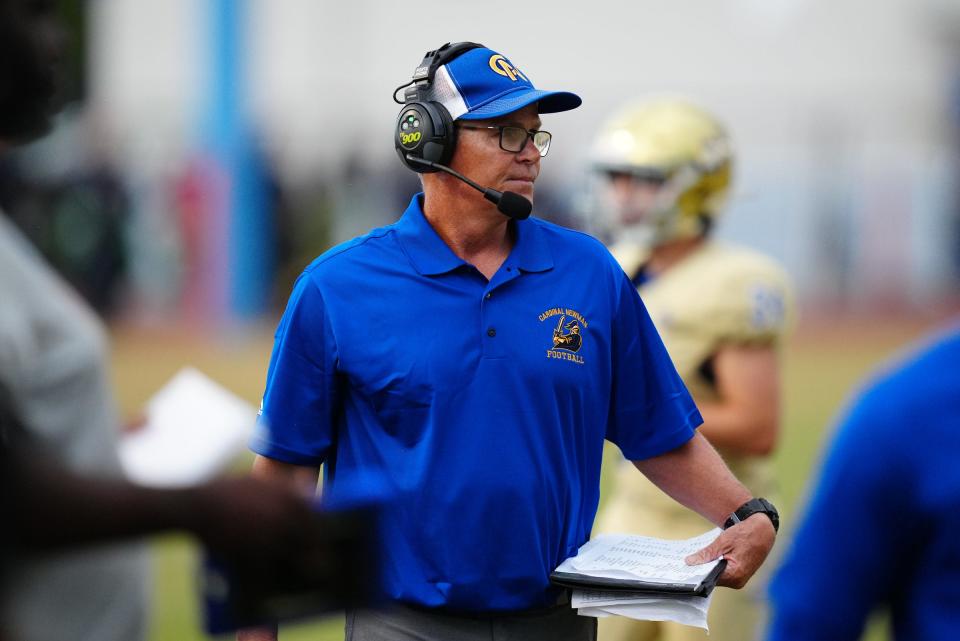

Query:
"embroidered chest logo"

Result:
[[539, 307, 588, 365]]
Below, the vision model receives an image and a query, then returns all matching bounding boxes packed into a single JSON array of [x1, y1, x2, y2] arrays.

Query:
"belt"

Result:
[[402, 589, 572, 620]]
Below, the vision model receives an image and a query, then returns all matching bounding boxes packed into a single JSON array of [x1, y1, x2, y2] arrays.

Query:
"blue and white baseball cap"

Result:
[[423, 46, 582, 120]]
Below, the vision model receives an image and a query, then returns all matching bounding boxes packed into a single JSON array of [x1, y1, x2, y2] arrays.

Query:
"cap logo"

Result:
[[488, 54, 528, 82]]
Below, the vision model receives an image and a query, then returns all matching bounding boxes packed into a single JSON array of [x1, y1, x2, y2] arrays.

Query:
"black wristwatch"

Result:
[[724, 497, 779, 533]]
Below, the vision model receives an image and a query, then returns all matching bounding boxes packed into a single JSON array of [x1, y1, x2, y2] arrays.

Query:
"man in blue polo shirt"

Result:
[[240, 43, 777, 641]]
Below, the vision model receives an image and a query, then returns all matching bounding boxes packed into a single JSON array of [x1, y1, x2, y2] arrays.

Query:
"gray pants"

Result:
[[345, 603, 597, 641]]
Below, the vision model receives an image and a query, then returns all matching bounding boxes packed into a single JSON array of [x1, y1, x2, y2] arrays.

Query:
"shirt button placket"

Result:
[[481, 289, 503, 358]]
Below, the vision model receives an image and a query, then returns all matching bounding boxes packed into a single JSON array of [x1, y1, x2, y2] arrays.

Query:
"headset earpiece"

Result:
[[394, 42, 483, 173], [395, 101, 455, 173]]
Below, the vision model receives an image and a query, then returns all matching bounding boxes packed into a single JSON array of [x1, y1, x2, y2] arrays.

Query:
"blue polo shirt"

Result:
[[252, 193, 701, 612]]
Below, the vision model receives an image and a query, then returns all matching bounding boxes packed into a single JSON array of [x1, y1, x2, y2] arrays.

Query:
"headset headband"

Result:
[[393, 42, 485, 174], [416, 42, 484, 83], [396, 41, 485, 104]]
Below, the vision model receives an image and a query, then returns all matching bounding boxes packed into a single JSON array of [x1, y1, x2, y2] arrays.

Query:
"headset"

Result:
[[391, 42, 533, 219], [393, 42, 483, 173]]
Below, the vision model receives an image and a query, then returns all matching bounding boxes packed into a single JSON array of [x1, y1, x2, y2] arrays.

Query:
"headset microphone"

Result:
[[405, 155, 533, 220]]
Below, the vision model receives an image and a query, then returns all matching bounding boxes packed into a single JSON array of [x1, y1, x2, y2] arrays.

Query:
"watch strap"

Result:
[[723, 497, 779, 532]]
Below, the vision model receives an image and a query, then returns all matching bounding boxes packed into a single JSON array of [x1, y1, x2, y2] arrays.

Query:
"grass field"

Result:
[[108, 313, 953, 641]]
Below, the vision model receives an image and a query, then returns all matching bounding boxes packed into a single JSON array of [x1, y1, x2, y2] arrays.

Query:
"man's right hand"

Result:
[[685, 513, 777, 589]]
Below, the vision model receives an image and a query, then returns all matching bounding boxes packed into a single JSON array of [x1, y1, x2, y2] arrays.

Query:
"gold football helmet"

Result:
[[590, 98, 732, 246]]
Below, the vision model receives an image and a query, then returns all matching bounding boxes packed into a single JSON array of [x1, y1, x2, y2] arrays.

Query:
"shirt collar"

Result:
[[505, 207, 554, 274], [395, 193, 554, 276], [395, 194, 465, 275]]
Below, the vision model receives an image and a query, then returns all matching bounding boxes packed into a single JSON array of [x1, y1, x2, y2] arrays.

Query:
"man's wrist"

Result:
[[723, 497, 779, 533]]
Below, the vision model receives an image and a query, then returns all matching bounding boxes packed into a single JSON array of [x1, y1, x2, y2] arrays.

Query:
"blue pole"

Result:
[[203, 0, 273, 320]]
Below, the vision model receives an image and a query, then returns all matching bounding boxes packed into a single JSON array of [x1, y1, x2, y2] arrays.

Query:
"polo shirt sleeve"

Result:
[[606, 271, 702, 461], [249, 271, 339, 466]]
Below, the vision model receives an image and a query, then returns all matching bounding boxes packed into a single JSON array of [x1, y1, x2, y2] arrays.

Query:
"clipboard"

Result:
[[549, 559, 726, 598]]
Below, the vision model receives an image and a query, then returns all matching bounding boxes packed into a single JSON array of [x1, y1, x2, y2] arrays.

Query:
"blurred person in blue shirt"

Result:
[[242, 42, 778, 641], [766, 325, 960, 641]]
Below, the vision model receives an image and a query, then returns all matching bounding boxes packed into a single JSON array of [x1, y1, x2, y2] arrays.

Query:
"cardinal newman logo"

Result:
[[539, 306, 587, 365]]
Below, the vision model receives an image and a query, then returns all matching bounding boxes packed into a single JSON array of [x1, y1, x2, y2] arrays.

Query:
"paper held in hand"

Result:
[[551, 528, 725, 630], [118, 367, 256, 487]]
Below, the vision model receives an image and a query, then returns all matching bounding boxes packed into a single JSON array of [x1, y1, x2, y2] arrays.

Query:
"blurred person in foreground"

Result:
[[589, 98, 793, 641], [0, 381, 332, 604], [766, 325, 960, 641], [241, 43, 777, 641], [0, 1, 151, 638], [0, 1, 359, 638]]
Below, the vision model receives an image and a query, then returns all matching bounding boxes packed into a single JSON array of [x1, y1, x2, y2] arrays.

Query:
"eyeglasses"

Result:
[[456, 124, 552, 157]]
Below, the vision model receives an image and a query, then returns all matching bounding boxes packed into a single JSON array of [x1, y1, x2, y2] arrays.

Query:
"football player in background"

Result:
[[590, 98, 794, 641]]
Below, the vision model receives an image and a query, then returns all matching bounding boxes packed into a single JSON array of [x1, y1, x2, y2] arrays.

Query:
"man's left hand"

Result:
[[684, 514, 776, 588]]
